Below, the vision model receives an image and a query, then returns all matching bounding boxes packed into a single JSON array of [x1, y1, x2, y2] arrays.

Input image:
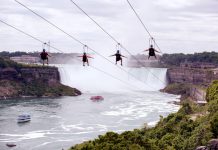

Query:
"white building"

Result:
[[10, 55, 40, 64]]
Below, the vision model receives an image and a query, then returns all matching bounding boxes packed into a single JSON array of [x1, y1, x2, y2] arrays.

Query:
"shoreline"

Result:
[[0, 93, 81, 101]]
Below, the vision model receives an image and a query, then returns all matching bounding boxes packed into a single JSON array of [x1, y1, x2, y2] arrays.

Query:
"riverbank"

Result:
[[160, 83, 207, 105], [0, 57, 81, 100], [0, 79, 81, 100]]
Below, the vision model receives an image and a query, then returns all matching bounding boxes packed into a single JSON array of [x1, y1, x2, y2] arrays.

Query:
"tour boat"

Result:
[[90, 96, 104, 101], [17, 114, 31, 123], [6, 143, 16, 147]]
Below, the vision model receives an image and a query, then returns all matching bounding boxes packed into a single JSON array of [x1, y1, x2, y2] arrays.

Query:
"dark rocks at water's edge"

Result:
[[196, 139, 218, 150], [160, 83, 190, 101], [0, 60, 81, 100]]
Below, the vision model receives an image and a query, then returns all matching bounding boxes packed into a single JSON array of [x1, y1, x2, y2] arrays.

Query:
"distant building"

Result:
[[180, 62, 216, 69], [10, 55, 40, 64]]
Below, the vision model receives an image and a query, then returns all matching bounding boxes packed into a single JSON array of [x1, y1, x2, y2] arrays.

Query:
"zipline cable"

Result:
[[0, 19, 145, 91], [69, 0, 166, 84], [14, 0, 158, 90], [0, 20, 60, 53], [69, 0, 119, 45], [126, 0, 162, 53], [14, 0, 84, 46]]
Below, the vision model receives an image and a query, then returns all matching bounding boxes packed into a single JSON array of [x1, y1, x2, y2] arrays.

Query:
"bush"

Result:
[[210, 112, 218, 138]]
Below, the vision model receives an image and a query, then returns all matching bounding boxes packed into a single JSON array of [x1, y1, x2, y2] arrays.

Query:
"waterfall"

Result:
[[57, 63, 167, 93]]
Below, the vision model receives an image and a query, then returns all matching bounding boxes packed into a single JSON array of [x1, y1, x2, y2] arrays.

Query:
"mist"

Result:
[[57, 55, 167, 93]]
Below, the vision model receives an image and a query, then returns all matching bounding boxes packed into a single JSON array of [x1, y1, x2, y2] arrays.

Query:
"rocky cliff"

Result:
[[167, 67, 218, 86], [0, 66, 60, 84], [162, 67, 218, 103], [0, 65, 81, 99]]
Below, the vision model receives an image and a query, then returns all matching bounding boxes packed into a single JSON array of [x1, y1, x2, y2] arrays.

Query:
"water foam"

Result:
[[57, 63, 167, 93]]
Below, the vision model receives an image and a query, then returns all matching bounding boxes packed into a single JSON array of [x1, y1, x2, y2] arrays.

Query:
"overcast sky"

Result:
[[0, 0, 218, 55]]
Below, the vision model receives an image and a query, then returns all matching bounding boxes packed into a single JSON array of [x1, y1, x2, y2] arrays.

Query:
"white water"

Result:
[[58, 63, 168, 93]]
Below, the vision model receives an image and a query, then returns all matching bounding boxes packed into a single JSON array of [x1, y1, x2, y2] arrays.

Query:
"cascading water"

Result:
[[57, 62, 168, 93]]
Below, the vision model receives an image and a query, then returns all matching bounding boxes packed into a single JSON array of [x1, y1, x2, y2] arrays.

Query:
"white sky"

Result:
[[0, 0, 218, 55]]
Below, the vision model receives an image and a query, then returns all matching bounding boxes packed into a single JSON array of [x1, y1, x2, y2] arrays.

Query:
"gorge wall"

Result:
[[166, 67, 218, 102], [0, 66, 81, 99], [0, 66, 60, 85], [167, 67, 218, 86]]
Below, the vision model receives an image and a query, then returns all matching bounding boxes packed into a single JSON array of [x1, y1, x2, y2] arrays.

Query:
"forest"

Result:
[[160, 52, 218, 67]]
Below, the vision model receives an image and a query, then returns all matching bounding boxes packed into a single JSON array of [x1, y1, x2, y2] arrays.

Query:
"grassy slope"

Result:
[[70, 81, 218, 150]]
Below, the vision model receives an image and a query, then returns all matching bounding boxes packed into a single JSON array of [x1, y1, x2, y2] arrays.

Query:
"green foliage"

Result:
[[0, 51, 39, 58], [178, 102, 193, 115], [161, 53, 187, 66], [206, 80, 218, 102], [20, 80, 78, 97], [161, 83, 190, 96], [21, 80, 47, 97], [207, 81, 218, 115], [210, 112, 218, 138], [0, 57, 23, 69], [161, 52, 218, 67], [69, 81, 218, 150]]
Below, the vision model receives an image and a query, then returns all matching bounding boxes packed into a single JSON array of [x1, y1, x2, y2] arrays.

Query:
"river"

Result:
[[0, 65, 180, 150]]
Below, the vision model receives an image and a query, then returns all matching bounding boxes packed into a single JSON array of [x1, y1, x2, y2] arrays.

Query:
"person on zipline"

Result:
[[110, 50, 127, 66], [78, 52, 93, 66], [144, 45, 160, 59], [40, 49, 51, 66]]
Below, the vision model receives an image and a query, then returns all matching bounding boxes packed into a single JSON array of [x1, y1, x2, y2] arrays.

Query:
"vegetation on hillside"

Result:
[[0, 80, 80, 98], [161, 52, 218, 67], [0, 57, 23, 69], [70, 81, 218, 150], [160, 83, 190, 99]]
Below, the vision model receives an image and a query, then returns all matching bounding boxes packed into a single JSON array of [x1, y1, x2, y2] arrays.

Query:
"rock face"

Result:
[[208, 139, 218, 150], [0, 67, 60, 84], [164, 67, 217, 102], [189, 86, 207, 104], [20, 67, 60, 85], [196, 146, 207, 150], [167, 68, 217, 86], [0, 68, 18, 80], [196, 139, 218, 150], [0, 66, 81, 99]]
